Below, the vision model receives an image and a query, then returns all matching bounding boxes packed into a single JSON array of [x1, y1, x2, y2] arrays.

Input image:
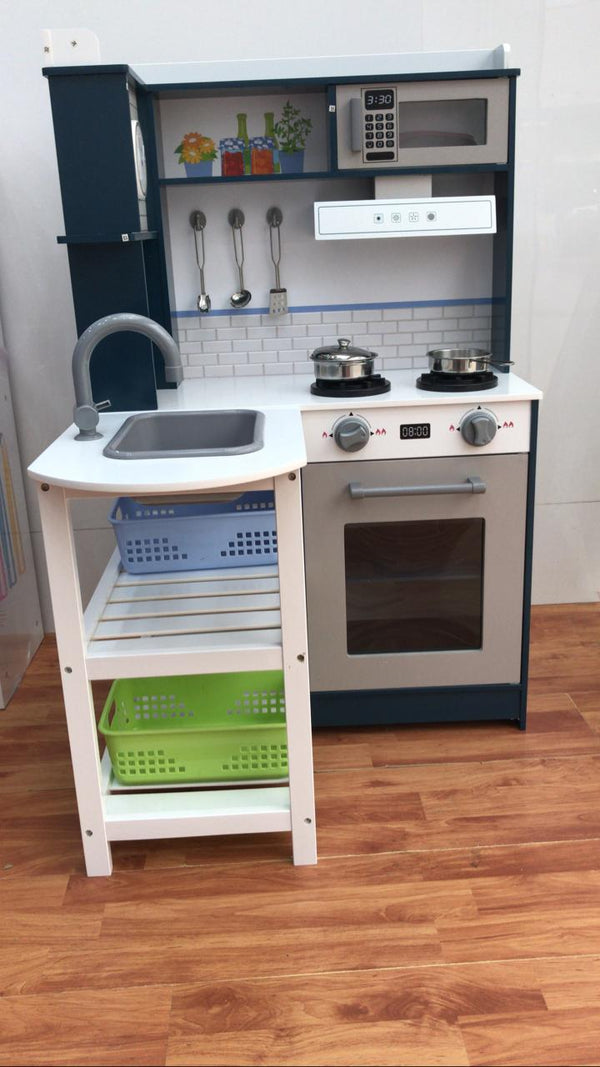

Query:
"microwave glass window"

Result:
[[396, 98, 488, 148], [344, 518, 484, 655]]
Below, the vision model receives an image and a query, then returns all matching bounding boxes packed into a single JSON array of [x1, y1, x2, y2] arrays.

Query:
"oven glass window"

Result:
[[396, 99, 487, 148], [344, 518, 484, 654]]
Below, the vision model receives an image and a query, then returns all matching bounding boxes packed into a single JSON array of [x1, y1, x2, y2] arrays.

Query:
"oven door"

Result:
[[302, 454, 528, 691]]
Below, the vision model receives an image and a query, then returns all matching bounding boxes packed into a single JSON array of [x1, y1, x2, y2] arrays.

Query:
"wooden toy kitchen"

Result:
[[30, 46, 541, 875]]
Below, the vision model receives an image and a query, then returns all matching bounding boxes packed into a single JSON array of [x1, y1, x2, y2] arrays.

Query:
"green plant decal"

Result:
[[273, 101, 312, 154]]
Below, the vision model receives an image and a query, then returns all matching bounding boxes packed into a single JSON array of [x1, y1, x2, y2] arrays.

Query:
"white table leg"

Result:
[[37, 484, 112, 876], [274, 472, 317, 865]]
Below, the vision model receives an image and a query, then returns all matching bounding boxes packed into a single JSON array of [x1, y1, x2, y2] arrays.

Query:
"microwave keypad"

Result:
[[363, 88, 397, 162]]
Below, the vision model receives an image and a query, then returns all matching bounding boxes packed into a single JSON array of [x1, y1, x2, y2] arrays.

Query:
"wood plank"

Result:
[[0, 987, 171, 1066], [93, 607, 282, 640]]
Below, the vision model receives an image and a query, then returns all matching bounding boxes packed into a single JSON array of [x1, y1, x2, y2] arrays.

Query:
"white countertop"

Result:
[[27, 370, 541, 494]]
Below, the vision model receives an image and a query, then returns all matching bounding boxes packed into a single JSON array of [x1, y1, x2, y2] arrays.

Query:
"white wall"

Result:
[[0, 0, 598, 625]]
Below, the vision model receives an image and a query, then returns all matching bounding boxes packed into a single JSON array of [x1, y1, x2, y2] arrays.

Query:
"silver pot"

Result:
[[311, 337, 378, 381], [427, 347, 513, 375]]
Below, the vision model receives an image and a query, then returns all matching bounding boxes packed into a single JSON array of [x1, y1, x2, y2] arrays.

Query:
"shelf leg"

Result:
[[274, 471, 317, 865], [37, 484, 112, 876]]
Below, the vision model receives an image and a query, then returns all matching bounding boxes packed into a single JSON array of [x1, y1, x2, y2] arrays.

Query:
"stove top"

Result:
[[416, 370, 498, 392], [311, 374, 391, 398]]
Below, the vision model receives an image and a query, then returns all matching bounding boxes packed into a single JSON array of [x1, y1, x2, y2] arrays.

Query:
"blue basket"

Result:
[[109, 492, 278, 574]]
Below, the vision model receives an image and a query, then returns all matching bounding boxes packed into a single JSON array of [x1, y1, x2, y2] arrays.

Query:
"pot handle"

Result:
[[348, 476, 486, 498]]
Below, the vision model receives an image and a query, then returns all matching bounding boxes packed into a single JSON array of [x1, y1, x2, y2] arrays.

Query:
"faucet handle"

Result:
[[73, 403, 102, 440], [95, 398, 112, 412]]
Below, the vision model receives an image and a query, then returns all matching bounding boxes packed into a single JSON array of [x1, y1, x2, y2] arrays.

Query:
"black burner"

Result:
[[416, 370, 498, 392], [311, 374, 391, 398]]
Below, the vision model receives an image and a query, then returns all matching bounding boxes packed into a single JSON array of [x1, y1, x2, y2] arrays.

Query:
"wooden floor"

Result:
[[1, 603, 600, 1066]]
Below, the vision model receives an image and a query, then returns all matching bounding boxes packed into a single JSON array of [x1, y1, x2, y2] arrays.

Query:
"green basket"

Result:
[[98, 671, 288, 785]]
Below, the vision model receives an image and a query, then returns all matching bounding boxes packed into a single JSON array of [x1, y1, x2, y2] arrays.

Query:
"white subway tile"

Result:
[[226, 313, 253, 327], [414, 332, 442, 345], [293, 362, 313, 374], [382, 356, 413, 370], [442, 330, 473, 343], [247, 326, 276, 339], [263, 337, 293, 351], [183, 366, 205, 378], [473, 330, 492, 343], [379, 346, 397, 359], [188, 352, 219, 367], [392, 319, 418, 333], [265, 362, 293, 374], [179, 342, 204, 355], [422, 305, 443, 318], [352, 309, 382, 322], [381, 334, 405, 347], [292, 337, 313, 351], [278, 349, 302, 363], [350, 334, 382, 347], [383, 307, 412, 320], [234, 363, 264, 376], [461, 317, 491, 330], [219, 351, 247, 365], [447, 304, 471, 317], [249, 349, 277, 363], [397, 334, 416, 345], [263, 312, 292, 326], [205, 365, 234, 377], [232, 340, 258, 353], [216, 327, 247, 340], [289, 312, 323, 324], [322, 310, 352, 323], [413, 355, 429, 368], [429, 318, 455, 331], [307, 324, 336, 337], [380, 321, 399, 334], [277, 325, 308, 337], [185, 328, 217, 342], [202, 340, 232, 353]]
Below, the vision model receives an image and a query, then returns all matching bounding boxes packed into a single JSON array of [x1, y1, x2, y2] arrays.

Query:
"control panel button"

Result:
[[385, 112, 394, 120]]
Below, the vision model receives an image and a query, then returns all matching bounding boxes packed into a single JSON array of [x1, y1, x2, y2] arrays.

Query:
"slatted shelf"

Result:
[[84, 551, 283, 679]]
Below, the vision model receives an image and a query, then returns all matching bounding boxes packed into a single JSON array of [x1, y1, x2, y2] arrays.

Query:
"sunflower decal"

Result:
[[175, 132, 217, 164]]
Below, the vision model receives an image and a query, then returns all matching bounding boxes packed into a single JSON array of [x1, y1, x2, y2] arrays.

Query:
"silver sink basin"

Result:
[[103, 409, 265, 459]]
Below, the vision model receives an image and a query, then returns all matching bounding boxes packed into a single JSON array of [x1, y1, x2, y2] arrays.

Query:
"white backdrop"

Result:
[[0, 0, 599, 625]]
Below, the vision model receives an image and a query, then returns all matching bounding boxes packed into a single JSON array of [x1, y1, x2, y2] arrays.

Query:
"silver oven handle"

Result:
[[348, 476, 486, 499]]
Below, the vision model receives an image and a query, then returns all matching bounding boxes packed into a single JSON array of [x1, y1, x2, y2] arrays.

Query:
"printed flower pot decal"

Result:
[[175, 132, 217, 177], [274, 102, 312, 174]]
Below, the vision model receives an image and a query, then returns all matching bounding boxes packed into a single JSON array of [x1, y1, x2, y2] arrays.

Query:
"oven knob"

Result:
[[332, 414, 371, 452], [460, 409, 498, 447]]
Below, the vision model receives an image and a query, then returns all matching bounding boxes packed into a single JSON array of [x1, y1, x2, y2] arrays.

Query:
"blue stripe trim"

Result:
[[172, 296, 501, 319]]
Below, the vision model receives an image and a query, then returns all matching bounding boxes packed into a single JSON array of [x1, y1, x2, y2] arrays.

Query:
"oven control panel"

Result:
[[302, 402, 532, 462]]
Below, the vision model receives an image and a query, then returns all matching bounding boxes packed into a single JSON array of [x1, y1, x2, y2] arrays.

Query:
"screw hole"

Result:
[[304, 818, 312, 824], [297, 654, 305, 662], [288, 472, 296, 481], [85, 830, 93, 837], [41, 483, 50, 492], [64, 667, 72, 674]]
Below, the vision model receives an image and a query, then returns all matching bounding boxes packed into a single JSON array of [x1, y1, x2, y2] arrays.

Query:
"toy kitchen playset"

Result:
[[30, 46, 541, 874]]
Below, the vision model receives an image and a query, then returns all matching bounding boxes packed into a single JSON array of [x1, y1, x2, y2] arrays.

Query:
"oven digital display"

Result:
[[400, 423, 431, 440], [364, 88, 395, 110]]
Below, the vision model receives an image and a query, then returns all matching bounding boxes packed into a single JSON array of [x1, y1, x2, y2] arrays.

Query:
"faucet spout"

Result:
[[72, 313, 184, 440]]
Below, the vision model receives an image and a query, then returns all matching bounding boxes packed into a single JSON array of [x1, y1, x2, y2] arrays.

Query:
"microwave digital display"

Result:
[[364, 88, 395, 110]]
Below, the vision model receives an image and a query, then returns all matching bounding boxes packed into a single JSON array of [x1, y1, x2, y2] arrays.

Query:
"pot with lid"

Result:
[[311, 337, 378, 381]]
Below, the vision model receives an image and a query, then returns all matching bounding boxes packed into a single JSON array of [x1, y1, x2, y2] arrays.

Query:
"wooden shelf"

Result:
[[57, 231, 158, 245], [84, 551, 283, 680]]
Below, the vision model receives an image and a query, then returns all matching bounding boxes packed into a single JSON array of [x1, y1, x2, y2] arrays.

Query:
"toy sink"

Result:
[[103, 409, 265, 459]]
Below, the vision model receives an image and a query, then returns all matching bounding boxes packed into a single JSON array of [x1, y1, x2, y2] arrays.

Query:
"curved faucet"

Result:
[[72, 312, 184, 440]]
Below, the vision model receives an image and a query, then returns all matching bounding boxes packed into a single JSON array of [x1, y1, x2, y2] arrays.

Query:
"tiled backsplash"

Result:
[[172, 302, 493, 378]]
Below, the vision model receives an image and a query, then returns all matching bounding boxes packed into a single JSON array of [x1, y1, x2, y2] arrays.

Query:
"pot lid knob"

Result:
[[338, 338, 351, 348]]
